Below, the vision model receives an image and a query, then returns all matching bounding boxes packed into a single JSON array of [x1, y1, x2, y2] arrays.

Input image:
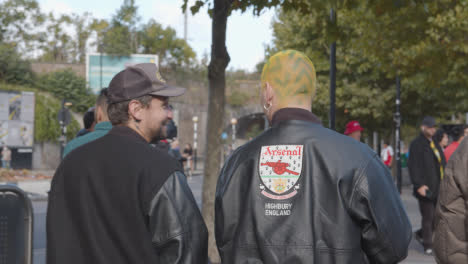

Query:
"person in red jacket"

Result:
[[381, 141, 394, 169], [444, 125, 467, 161]]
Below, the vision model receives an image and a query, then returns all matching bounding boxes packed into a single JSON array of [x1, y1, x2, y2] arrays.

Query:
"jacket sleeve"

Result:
[[408, 140, 424, 189], [147, 171, 208, 263], [347, 156, 412, 264]]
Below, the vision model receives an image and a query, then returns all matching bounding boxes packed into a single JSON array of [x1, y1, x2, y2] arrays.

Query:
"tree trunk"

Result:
[[202, 0, 231, 263]]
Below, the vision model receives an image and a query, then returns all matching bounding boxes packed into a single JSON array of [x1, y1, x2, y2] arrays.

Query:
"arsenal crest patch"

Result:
[[259, 145, 303, 200]]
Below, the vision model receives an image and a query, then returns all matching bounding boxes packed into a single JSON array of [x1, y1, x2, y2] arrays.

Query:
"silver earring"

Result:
[[263, 103, 272, 112]]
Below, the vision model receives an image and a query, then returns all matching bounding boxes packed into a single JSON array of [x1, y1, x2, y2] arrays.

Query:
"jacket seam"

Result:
[[355, 155, 400, 259], [348, 156, 373, 206], [143, 169, 181, 212], [150, 173, 186, 246]]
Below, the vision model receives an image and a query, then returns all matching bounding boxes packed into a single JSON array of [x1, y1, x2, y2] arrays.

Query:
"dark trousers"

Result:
[[417, 198, 436, 249]]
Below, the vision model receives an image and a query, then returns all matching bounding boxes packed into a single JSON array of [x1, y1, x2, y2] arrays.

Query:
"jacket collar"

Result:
[[94, 121, 112, 131], [271, 108, 322, 126], [108, 125, 148, 144], [419, 132, 433, 143]]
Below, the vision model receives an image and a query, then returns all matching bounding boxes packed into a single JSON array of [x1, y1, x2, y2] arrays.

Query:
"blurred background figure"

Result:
[[344, 120, 363, 141], [182, 143, 193, 176], [445, 125, 466, 161], [63, 88, 111, 158], [76, 108, 96, 137], [434, 128, 449, 150], [381, 141, 394, 169], [168, 139, 186, 169], [1, 145, 11, 169]]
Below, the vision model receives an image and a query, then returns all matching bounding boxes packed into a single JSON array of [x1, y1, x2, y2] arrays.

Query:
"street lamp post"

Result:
[[231, 118, 237, 149], [395, 76, 402, 193], [192, 116, 198, 170], [58, 100, 72, 160], [329, 8, 337, 131]]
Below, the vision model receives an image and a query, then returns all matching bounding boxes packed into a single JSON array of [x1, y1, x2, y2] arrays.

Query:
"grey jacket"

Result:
[[434, 138, 468, 264]]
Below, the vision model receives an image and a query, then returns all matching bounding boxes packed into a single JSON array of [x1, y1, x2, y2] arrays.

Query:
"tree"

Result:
[[0, 0, 45, 57], [71, 12, 95, 63], [139, 19, 196, 68], [102, 0, 140, 56], [182, 0, 318, 261], [268, 0, 468, 134], [37, 69, 96, 113], [38, 13, 73, 62], [0, 43, 34, 85]]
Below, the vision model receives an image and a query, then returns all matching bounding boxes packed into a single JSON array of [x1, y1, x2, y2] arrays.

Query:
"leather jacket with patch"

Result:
[[215, 108, 412, 264]]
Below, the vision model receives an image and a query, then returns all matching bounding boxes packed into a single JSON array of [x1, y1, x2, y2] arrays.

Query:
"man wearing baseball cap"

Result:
[[344, 120, 364, 141], [47, 63, 208, 264], [408, 116, 445, 255]]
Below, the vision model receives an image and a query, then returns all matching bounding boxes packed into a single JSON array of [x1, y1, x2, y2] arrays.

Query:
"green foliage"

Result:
[[0, 0, 45, 55], [37, 69, 96, 113], [139, 19, 196, 67], [101, 0, 140, 56], [227, 91, 250, 107], [0, 43, 34, 85], [102, 25, 134, 56], [0, 83, 79, 142], [38, 13, 73, 62], [268, 1, 468, 134]]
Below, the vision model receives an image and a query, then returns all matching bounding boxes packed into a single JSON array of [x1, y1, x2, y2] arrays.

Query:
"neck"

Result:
[[97, 117, 109, 123], [127, 121, 151, 142]]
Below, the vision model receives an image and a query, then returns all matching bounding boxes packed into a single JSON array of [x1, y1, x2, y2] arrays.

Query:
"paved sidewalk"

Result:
[[400, 187, 436, 264]]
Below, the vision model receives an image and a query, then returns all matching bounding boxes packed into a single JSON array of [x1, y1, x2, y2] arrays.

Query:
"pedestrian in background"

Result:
[[434, 128, 449, 150], [1, 145, 11, 169], [47, 63, 208, 264], [168, 139, 186, 169], [215, 50, 411, 263], [408, 116, 445, 255], [63, 88, 111, 158], [344, 120, 364, 141], [381, 141, 394, 169], [444, 125, 466, 161], [182, 143, 193, 176], [433, 137, 468, 263], [75, 109, 95, 137]]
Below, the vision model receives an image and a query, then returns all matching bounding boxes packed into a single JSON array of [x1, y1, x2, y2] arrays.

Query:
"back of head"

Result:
[[434, 128, 446, 144], [451, 126, 464, 142], [83, 110, 95, 130], [261, 50, 316, 109]]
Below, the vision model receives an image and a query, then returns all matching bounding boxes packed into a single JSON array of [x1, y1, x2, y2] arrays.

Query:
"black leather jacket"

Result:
[[215, 108, 411, 264]]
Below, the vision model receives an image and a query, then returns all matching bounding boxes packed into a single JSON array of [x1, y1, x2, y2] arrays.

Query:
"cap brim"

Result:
[[149, 85, 186, 97]]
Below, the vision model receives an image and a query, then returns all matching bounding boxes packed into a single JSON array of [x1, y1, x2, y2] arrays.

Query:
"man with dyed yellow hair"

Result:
[[215, 50, 411, 263]]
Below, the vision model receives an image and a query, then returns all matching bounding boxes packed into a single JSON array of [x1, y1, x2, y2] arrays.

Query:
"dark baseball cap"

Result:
[[422, 116, 437, 127], [107, 63, 186, 103]]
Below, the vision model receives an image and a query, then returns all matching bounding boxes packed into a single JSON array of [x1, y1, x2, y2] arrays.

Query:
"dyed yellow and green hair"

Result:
[[261, 50, 316, 106]]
